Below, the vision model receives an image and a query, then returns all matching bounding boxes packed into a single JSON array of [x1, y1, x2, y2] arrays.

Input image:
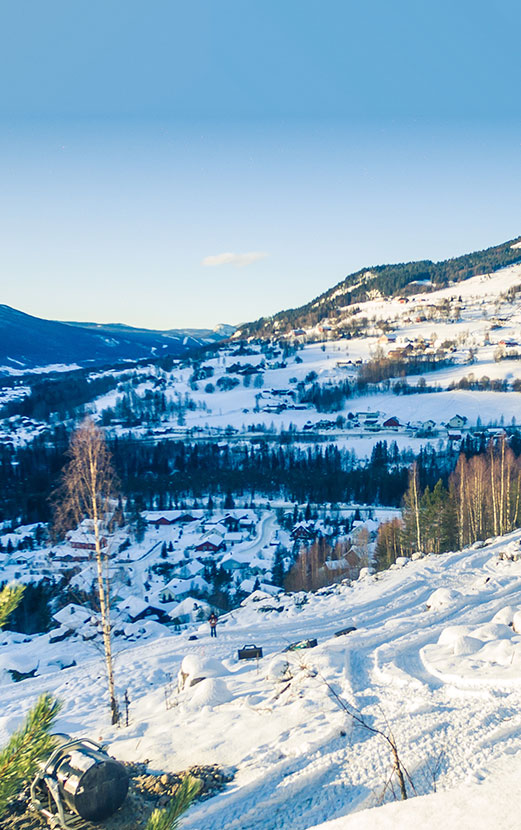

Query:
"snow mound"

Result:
[[186, 677, 233, 709], [423, 610, 521, 687], [0, 652, 38, 675], [452, 635, 483, 657], [437, 626, 471, 646], [498, 540, 521, 560], [426, 588, 460, 610], [477, 639, 519, 667], [178, 654, 229, 690], [471, 623, 512, 641], [492, 606, 518, 626], [512, 611, 521, 634]]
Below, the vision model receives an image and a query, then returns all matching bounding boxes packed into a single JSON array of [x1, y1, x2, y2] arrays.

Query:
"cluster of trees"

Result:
[[1, 372, 131, 422], [99, 388, 202, 427], [285, 537, 356, 592], [0, 428, 451, 526], [112, 438, 427, 507], [299, 379, 354, 412], [0, 578, 64, 634], [358, 351, 453, 385], [448, 374, 510, 392], [376, 437, 521, 568]]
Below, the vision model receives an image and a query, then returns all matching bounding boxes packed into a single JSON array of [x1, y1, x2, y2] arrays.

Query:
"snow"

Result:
[[7, 260, 521, 825], [308, 751, 521, 829], [5, 532, 521, 827]]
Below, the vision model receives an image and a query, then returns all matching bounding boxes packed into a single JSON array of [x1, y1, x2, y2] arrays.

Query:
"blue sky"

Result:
[[1, 1, 520, 329]]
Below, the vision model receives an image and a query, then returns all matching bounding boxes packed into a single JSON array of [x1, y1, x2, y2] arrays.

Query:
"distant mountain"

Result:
[[0, 305, 233, 373], [236, 235, 521, 338]]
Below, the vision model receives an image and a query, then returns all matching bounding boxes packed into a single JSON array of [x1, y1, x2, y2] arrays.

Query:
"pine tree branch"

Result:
[[145, 775, 201, 830], [0, 693, 61, 817]]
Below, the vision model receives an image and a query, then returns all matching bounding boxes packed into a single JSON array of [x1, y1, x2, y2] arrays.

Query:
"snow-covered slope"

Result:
[[5, 533, 521, 827]]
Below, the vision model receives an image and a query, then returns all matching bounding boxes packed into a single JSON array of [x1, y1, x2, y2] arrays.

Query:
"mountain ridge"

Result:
[[0, 304, 232, 372]]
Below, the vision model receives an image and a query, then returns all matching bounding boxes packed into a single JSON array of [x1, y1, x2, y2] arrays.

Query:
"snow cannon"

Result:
[[30, 735, 129, 828]]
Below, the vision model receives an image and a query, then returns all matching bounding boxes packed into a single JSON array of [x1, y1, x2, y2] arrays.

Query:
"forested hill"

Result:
[[236, 235, 521, 338]]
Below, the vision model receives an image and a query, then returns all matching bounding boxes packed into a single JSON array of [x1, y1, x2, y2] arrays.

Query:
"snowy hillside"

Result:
[[72, 260, 521, 462], [4, 533, 521, 827], [236, 235, 521, 338]]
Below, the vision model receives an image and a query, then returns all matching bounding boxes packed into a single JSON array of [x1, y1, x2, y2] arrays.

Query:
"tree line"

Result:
[[0, 429, 451, 527], [376, 436, 521, 568]]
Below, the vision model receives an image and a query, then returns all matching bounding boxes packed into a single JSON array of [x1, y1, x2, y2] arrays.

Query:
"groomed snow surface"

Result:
[[4, 536, 521, 827]]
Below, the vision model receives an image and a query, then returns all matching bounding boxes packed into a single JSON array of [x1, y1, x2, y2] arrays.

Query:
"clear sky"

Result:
[[1, 0, 520, 330]]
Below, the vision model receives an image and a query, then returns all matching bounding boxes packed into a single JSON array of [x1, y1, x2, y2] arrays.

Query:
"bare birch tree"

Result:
[[53, 418, 119, 724]]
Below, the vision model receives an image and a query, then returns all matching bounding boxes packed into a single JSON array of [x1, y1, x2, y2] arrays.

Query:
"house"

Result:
[[383, 417, 400, 429], [355, 411, 380, 423], [145, 510, 202, 527], [270, 389, 294, 398], [446, 414, 468, 430], [67, 521, 107, 550], [363, 412, 380, 426], [174, 560, 204, 580], [220, 553, 248, 573], [378, 334, 397, 344], [388, 347, 411, 360], [117, 596, 169, 624], [421, 419, 436, 433], [238, 514, 257, 532], [290, 522, 316, 542], [223, 514, 240, 532], [52, 603, 95, 631], [157, 577, 192, 603], [195, 533, 226, 553], [168, 598, 211, 625], [225, 532, 244, 545]]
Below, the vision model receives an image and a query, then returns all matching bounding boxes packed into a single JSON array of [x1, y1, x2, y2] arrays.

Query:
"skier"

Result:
[[209, 611, 218, 638]]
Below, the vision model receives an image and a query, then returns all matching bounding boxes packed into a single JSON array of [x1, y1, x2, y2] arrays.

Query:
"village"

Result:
[[0, 500, 392, 674]]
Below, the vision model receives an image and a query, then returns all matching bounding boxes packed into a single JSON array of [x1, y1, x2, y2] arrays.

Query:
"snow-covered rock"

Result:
[[185, 677, 233, 709], [426, 587, 460, 610], [177, 654, 229, 690], [471, 623, 512, 641], [512, 611, 521, 635], [266, 657, 291, 683], [452, 634, 483, 657], [492, 605, 518, 626]]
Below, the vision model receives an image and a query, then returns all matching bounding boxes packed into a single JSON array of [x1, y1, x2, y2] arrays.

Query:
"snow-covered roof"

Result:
[[240, 580, 280, 596], [52, 603, 94, 627], [117, 596, 151, 619], [168, 597, 211, 619]]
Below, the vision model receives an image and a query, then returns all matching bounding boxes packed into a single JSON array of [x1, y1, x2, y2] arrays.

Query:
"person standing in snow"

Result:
[[208, 612, 218, 638]]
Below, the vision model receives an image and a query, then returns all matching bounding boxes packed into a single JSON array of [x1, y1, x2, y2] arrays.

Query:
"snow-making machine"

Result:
[[30, 735, 129, 828]]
